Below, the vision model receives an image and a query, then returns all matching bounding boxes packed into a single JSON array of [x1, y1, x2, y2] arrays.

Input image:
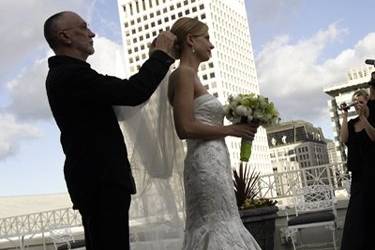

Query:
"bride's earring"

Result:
[[192, 47, 196, 54]]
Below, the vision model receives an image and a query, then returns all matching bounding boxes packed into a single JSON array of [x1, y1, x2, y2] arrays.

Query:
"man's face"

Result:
[[58, 12, 95, 58]]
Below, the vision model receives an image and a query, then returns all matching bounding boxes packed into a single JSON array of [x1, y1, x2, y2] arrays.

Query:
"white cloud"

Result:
[[246, 0, 302, 26], [256, 23, 375, 138], [0, 114, 40, 160], [0, 0, 95, 83], [5, 57, 52, 121], [88, 37, 126, 78]]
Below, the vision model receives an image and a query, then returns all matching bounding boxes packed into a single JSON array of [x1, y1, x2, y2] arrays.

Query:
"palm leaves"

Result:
[[233, 162, 260, 207]]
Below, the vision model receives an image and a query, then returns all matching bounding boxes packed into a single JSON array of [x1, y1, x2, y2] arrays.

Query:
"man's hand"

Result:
[[149, 31, 177, 59]]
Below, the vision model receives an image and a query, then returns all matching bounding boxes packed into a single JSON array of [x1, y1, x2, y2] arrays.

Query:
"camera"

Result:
[[338, 101, 357, 112]]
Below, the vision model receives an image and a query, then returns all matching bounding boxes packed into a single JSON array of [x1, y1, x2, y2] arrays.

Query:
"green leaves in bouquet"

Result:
[[233, 162, 260, 208]]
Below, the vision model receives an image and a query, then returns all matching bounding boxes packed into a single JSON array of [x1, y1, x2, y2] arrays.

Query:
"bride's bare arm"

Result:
[[169, 67, 257, 140]]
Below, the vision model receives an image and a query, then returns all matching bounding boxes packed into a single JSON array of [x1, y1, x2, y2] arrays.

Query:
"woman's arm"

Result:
[[170, 67, 257, 140]]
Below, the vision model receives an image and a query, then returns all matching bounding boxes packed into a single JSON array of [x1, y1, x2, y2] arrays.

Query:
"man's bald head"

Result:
[[44, 11, 84, 50], [44, 11, 69, 50], [43, 12, 95, 60]]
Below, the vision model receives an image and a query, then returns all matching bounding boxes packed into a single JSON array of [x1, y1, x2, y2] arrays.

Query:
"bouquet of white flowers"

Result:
[[223, 93, 280, 161]]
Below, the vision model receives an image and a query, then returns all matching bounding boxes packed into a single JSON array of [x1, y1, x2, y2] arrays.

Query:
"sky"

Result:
[[1, 0, 375, 196]]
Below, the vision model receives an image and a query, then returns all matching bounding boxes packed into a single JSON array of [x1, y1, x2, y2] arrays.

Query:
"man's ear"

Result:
[[57, 31, 72, 45]]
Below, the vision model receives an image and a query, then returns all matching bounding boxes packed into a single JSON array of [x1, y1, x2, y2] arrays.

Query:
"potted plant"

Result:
[[233, 162, 278, 250]]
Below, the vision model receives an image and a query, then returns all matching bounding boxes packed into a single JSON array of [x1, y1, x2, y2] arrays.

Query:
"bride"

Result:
[[167, 17, 262, 250], [119, 16, 262, 250]]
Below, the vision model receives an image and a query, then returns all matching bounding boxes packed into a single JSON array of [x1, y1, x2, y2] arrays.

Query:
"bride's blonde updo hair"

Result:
[[170, 17, 208, 59]]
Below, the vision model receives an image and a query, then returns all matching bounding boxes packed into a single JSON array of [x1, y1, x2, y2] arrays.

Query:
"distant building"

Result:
[[324, 65, 374, 163], [265, 120, 330, 206], [325, 139, 339, 164], [266, 120, 329, 170]]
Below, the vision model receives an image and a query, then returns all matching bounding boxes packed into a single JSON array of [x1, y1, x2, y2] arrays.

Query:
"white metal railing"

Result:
[[0, 162, 349, 249], [0, 207, 81, 250], [256, 162, 350, 201]]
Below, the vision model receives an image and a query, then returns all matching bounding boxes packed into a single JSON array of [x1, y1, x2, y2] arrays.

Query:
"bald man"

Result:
[[44, 11, 176, 250]]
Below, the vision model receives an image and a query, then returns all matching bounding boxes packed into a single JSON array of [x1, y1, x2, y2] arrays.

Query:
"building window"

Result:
[[185, 9, 190, 15], [201, 13, 206, 19], [210, 72, 215, 78], [199, 4, 204, 10], [213, 93, 218, 97]]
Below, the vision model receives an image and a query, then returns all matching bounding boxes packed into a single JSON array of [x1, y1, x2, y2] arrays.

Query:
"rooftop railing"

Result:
[[0, 208, 81, 250], [0, 162, 349, 249]]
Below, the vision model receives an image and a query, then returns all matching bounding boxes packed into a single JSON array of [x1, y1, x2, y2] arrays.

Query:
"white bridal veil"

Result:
[[114, 70, 186, 249]]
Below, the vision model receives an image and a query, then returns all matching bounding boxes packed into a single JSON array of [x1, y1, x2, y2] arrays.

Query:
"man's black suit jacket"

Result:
[[45, 51, 174, 210]]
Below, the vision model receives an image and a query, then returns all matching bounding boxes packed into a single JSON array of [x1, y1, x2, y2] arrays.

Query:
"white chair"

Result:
[[285, 184, 337, 250], [48, 224, 75, 250]]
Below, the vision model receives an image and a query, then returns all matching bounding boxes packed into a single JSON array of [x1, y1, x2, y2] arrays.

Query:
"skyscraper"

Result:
[[117, 0, 272, 174]]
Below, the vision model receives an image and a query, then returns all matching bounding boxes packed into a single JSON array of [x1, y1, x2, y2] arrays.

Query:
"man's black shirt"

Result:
[[46, 51, 174, 209]]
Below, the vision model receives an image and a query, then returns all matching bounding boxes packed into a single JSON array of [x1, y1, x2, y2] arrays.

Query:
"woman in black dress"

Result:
[[340, 89, 375, 250]]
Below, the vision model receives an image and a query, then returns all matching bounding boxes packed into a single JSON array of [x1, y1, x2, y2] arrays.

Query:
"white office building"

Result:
[[324, 65, 374, 163], [117, 0, 272, 174]]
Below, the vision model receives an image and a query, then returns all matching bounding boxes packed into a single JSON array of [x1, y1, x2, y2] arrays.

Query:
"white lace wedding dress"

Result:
[[182, 94, 262, 250]]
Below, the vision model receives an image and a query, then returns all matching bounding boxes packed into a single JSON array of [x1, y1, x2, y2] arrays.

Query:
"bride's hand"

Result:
[[228, 122, 259, 140]]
